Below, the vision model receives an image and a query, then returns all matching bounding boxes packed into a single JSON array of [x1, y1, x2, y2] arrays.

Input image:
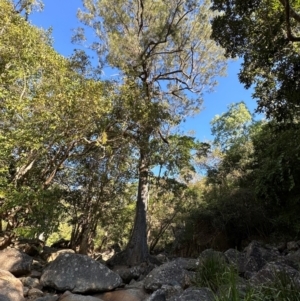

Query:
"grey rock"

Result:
[[246, 241, 279, 263], [145, 289, 166, 301], [199, 249, 228, 263], [250, 261, 300, 288], [58, 291, 103, 301], [0, 248, 32, 276], [174, 257, 200, 271], [144, 258, 192, 291], [244, 241, 279, 274], [160, 284, 183, 301], [41, 253, 122, 293], [169, 287, 214, 301], [244, 256, 260, 278], [114, 262, 155, 283], [20, 276, 41, 289], [224, 249, 246, 274], [27, 287, 44, 298]]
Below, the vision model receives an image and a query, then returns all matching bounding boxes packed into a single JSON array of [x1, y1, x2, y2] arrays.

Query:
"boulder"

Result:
[[243, 241, 279, 277], [144, 258, 193, 292], [59, 292, 102, 301], [0, 248, 32, 276], [169, 287, 214, 301], [58, 291, 103, 301], [173, 257, 200, 271], [145, 289, 166, 301], [160, 284, 183, 300], [250, 261, 300, 288], [114, 262, 156, 283], [199, 249, 228, 263], [224, 248, 246, 274], [0, 269, 25, 301], [40, 253, 122, 293], [146, 285, 183, 301]]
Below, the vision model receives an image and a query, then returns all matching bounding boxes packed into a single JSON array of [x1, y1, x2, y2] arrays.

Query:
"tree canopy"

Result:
[[0, 0, 112, 237], [211, 0, 300, 121]]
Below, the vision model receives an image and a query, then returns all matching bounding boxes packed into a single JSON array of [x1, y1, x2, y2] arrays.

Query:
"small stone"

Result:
[[28, 288, 44, 298]]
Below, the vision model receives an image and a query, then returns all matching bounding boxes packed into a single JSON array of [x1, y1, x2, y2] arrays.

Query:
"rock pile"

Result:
[[1, 240, 300, 300]]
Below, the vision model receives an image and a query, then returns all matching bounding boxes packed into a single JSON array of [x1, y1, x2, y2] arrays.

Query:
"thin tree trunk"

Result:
[[125, 150, 150, 266]]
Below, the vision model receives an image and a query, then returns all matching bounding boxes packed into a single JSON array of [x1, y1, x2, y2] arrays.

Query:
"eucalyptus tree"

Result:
[[78, 0, 226, 264]]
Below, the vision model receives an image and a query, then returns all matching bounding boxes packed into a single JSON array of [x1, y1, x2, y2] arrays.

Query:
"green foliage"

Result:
[[215, 271, 300, 301], [195, 254, 233, 292], [148, 177, 200, 252], [211, 0, 300, 121], [46, 222, 72, 246], [250, 123, 300, 238], [180, 185, 269, 253], [258, 272, 300, 301], [195, 256, 300, 301], [0, 0, 113, 241], [180, 102, 300, 252], [211, 102, 252, 151]]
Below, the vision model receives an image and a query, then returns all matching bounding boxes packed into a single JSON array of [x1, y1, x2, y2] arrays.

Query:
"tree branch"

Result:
[[280, 0, 300, 42]]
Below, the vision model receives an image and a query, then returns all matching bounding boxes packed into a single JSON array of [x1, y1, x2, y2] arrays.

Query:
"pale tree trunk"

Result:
[[125, 150, 150, 266]]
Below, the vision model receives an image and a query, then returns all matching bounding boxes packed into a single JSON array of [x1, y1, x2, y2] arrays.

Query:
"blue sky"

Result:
[[29, 0, 258, 142]]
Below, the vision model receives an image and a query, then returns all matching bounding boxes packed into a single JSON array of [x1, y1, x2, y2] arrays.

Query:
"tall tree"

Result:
[[211, 0, 300, 121], [78, 0, 226, 265]]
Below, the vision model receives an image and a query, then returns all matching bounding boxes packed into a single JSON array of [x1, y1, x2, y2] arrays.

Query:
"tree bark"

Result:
[[125, 149, 150, 266]]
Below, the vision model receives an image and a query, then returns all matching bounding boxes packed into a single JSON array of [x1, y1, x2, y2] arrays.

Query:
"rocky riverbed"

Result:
[[1, 240, 300, 301]]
